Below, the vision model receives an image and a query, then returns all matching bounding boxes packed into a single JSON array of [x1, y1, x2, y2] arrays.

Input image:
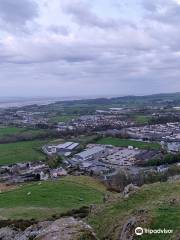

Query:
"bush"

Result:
[[105, 169, 168, 192], [47, 156, 63, 169], [146, 153, 180, 166]]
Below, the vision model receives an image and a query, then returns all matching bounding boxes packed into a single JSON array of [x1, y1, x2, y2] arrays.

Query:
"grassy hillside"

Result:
[[0, 175, 179, 239], [97, 137, 161, 150], [87, 181, 180, 240], [0, 176, 106, 220], [0, 140, 46, 165]]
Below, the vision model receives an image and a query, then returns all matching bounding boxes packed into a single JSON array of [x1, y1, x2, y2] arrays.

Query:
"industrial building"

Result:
[[75, 146, 107, 161], [42, 142, 79, 156]]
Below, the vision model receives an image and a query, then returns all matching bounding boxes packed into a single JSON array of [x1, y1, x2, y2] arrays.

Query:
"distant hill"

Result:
[[11, 92, 180, 114], [50, 92, 180, 109]]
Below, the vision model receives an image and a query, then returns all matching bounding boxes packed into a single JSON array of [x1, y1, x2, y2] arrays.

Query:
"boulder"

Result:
[[0, 217, 98, 240], [119, 217, 137, 240], [34, 217, 97, 240], [123, 184, 139, 198], [0, 227, 18, 240]]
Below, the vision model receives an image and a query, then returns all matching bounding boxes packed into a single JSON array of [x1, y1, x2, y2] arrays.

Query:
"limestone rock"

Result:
[[0, 227, 18, 240], [0, 217, 98, 240], [123, 184, 139, 198]]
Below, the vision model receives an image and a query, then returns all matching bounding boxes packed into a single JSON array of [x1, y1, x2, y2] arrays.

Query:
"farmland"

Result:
[[0, 126, 47, 141], [0, 140, 47, 165], [0, 127, 25, 136], [49, 115, 77, 123], [133, 115, 151, 124]]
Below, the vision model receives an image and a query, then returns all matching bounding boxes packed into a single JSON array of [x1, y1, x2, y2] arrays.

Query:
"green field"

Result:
[[0, 126, 46, 138], [49, 115, 77, 123], [134, 115, 151, 124], [0, 176, 105, 220], [0, 127, 25, 136], [88, 181, 180, 240], [0, 140, 47, 165], [97, 137, 161, 150]]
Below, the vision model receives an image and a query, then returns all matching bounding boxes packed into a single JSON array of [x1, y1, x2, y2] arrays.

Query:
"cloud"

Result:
[[0, 0, 39, 32], [142, 0, 180, 24], [61, 0, 121, 29], [47, 25, 69, 35], [0, 0, 180, 97]]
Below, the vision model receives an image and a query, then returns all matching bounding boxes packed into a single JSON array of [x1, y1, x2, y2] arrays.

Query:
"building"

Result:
[[42, 142, 79, 156], [75, 146, 107, 161], [56, 142, 79, 155], [162, 141, 180, 153]]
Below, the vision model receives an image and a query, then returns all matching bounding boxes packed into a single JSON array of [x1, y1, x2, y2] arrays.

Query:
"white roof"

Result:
[[67, 142, 79, 150], [56, 142, 79, 150], [77, 146, 104, 159], [56, 142, 73, 149]]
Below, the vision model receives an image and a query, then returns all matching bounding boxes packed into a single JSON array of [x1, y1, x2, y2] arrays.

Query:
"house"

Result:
[[161, 141, 180, 153], [157, 165, 168, 173], [50, 167, 67, 178]]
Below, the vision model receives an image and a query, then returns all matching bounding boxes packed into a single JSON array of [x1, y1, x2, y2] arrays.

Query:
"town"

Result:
[[0, 96, 180, 184], [0, 94, 180, 240]]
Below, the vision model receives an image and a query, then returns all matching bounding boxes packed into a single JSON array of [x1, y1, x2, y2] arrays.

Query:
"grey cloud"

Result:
[[142, 0, 180, 24], [62, 1, 120, 29], [0, 0, 39, 32], [1, 0, 180, 97], [0, 38, 101, 65], [47, 25, 69, 35]]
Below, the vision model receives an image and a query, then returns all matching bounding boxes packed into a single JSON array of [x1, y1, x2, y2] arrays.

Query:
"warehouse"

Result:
[[75, 146, 107, 161]]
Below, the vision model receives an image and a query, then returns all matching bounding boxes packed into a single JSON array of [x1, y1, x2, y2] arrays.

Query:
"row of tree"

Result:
[[105, 165, 180, 192]]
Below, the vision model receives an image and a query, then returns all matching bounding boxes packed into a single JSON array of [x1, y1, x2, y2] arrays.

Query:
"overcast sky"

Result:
[[1, 0, 180, 97]]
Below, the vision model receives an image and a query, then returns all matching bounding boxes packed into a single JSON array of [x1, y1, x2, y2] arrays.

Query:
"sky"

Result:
[[0, 0, 180, 97]]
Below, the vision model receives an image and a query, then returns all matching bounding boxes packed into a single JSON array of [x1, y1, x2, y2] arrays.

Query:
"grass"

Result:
[[87, 181, 180, 240], [64, 175, 108, 192], [0, 140, 47, 165], [0, 126, 46, 138], [49, 115, 77, 123], [138, 206, 180, 240], [134, 115, 151, 124], [96, 137, 161, 150], [0, 176, 105, 220], [0, 127, 25, 136]]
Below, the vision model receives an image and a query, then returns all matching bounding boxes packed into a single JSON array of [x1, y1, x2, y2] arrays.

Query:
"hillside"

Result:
[[0, 177, 179, 239], [0, 176, 107, 220], [87, 180, 180, 240]]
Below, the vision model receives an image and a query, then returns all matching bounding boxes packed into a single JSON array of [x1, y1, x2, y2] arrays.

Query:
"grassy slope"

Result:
[[88, 181, 180, 240], [0, 140, 47, 165], [0, 176, 106, 220], [97, 137, 161, 150]]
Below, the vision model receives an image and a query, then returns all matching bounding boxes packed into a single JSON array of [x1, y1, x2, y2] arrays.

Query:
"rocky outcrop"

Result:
[[0, 227, 18, 240], [0, 217, 98, 240], [123, 184, 139, 198], [119, 217, 136, 240]]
